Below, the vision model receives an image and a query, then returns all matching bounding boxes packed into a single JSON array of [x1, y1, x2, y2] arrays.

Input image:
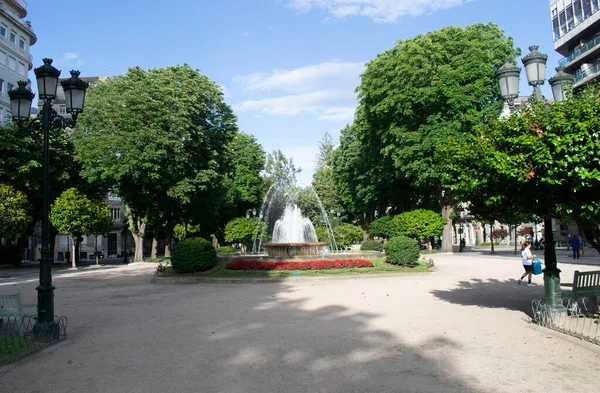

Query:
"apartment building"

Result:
[[0, 0, 36, 123], [551, 0, 600, 88]]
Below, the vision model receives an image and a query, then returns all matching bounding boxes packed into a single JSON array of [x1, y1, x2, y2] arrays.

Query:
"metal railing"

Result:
[[575, 63, 600, 83], [559, 34, 600, 67], [531, 296, 600, 345], [0, 314, 67, 365]]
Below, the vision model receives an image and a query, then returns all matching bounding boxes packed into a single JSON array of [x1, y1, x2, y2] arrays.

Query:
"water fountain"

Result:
[[253, 181, 337, 257]]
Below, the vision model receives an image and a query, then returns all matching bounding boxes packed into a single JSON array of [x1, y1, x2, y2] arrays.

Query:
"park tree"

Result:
[[74, 65, 238, 262], [392, 209, 446, 249], [263, 149, 301, 192], [369, 216, 396, 240], [50, 188, 97, 268], [333, 224, 364, 250], [0, 122, 95, 263], [439, 84, 600, 303], [0, 184, 31, 241], [224, 217, 265, 252], [351, 22, 517, 252], [88, 200, 114, 265], [490, 228, 509, 243], [312, 132, 342, 214]]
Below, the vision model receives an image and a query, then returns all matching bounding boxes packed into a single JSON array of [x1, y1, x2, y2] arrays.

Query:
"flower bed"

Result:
[[225, 259, 374, 271]]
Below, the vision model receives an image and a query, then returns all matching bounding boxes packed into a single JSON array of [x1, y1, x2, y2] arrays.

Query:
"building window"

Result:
[[7, 83, 13, 92], [8, 56, 15, 71], [575, 0, 584, 24], [9, 31, 15, 44], [551, 7, 557, 17], [594, 0, 599, 13], [59, 105, 66, 115], [111, 208, 120, 221], [18, 37, 25, 50], [17, 62, 25, 76], [583, 0, 593, 18], [0, 51, 6, 66], [0, 24, 6, 38], [0, 79, 4, 95]]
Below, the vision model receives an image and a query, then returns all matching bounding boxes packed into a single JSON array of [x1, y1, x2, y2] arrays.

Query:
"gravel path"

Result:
[[2, 249, 599, 393]]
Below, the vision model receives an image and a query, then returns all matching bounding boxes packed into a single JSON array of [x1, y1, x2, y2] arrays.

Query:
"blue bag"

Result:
[[532, 258, 542, 275]]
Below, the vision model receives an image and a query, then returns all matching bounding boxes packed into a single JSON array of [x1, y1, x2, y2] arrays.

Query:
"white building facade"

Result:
[[0, 0, 35, 123]]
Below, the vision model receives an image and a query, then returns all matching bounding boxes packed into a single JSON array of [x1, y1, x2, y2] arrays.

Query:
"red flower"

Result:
[[225, 259, 374, 271]]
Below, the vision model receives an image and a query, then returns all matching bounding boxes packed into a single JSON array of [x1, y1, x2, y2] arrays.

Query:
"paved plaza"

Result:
[[1, 248, 600, 393]]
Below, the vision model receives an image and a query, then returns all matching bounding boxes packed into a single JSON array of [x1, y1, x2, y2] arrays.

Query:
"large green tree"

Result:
[[348, 22, 517, 252], [440, 85, 600, 298], [312, 132, 342, 216], [75, 65, 238, 262]]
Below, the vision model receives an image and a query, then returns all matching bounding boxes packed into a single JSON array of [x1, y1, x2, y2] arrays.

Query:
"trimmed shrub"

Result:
[[360, 240, 384, 251], [216, 245, 237, 254], [384, 236, 420, 266], [171, 237, 217, 273], [370, 216, 396, 239], [333, 224, 364, 250], [314, 226, 330, 242]]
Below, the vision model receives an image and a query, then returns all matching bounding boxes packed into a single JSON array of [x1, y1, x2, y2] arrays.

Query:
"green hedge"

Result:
[[384, 236, 420, 266], [216, 245, 238, 254], [360, 240, 384, 252], [171, 237, 217, 273]]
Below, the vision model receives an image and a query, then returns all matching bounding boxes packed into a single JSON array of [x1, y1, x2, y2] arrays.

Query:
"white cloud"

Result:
[[317, 107, 355, 121], [234, 89, 352, 116], [236, 61, 364, 94], [59, 52, 84, 67], [284, 0, 473, 23]]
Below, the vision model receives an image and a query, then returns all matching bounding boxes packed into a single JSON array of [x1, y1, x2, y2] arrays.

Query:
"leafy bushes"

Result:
[[171, 237, 217, 273], [224, 217, 264, 252], [333, 224, 364, 249], [392, 209, 446, 248], [384, 236, 420, 266], [225, 259, 374, 270], [216, 245, 237, 254], [360, 240, 384, 251], [370, 216, 396, 239], [314, 226, 331, 242]]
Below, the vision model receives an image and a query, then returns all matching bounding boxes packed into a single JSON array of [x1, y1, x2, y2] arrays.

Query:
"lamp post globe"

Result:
[[495, 58, 521, 108], [8, 81, 35, 121], [34, 58, 61, 100], [549, 66, 575, 102], [521, 46, 548, 101]]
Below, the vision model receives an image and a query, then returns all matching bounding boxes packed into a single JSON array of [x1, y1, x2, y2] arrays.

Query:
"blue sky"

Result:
[[27, 0, 560, 185]]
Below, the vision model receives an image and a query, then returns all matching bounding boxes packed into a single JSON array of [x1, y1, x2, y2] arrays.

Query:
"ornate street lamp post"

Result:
[[495, 46, 575, 308], [9, 58, 88, 340]]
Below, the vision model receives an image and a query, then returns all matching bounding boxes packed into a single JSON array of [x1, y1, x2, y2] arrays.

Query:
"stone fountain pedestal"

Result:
[[261, 242, 329, 257]]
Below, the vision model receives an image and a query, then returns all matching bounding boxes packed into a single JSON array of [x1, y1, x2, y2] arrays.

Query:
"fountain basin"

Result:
[[262, 242, 329, 257]]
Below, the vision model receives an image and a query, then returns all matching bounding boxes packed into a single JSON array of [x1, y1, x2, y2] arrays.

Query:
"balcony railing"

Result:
[[575, 63, 600, 83], [559, 34, 600, 67]]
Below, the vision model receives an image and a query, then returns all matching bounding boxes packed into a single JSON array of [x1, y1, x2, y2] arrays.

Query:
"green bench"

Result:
[[561, 270, 600, 313], [0, 293, 37, 335]]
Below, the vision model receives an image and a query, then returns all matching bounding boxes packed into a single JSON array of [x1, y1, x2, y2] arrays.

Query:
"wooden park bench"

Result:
[[0, 293, 36, 335], [561, 270, 600, 313]]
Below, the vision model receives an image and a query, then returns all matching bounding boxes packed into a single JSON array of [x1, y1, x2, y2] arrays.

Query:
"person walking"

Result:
[[571, 234, 581, 259], [519, 242, 537, 287]]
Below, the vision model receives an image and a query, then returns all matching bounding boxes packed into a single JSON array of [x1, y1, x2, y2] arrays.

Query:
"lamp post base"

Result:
[[543, 268, 562, 308], [32, 321, 60, 342]]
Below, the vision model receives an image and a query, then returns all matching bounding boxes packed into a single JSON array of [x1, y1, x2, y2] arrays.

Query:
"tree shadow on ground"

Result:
[[430, 277, 536, 315], [2, 268, 491, 393]]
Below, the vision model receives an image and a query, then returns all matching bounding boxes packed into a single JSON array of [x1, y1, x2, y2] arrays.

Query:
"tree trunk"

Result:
[[514, 226, 518, 255], [490, 224, 495, 255], [95, 234, 100, 265], [544, 217, 559, 271], [125, 204, 149, 262], [441, 204, 454, 253], [163, 219, 174, 258], [70, 235, 77, 268], [151, 237, 158, 259]]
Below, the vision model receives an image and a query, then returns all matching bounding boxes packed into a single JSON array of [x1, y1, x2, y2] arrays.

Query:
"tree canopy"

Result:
[[334, 22, 517, 251], [0, 184, 31, 241], [74, 64, 239, 261]]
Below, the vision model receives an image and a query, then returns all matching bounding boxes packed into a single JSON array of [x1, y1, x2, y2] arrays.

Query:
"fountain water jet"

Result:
[[253, 181, 336, 257]]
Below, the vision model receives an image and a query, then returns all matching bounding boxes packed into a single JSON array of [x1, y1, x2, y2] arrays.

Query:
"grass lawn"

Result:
[[157, 256, 432, 278], [0, 334, 39, 364]]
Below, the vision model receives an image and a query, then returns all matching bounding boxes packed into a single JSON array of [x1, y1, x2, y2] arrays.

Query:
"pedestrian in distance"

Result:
[[518, 242, 537, 287], [571, 234, 581, 259]]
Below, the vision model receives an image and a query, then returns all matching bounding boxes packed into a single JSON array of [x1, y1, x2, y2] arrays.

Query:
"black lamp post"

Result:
[[9, 58, 88, 340], [495, 46, 575, 308]]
